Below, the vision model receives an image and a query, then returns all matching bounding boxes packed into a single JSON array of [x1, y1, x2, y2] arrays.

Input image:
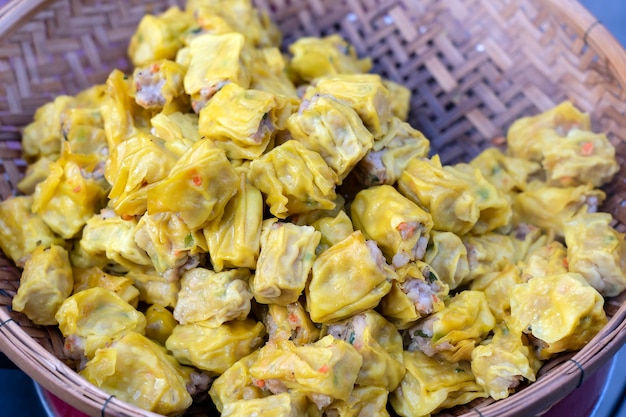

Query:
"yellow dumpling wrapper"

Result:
[[150, 111, 200, 157], [147, 139, 239, 229], [55, 287, 146, 359], [72, 266, 140, 308], [263, 301, 321, 345], [128, 6, 195, 67], [310, 210, 354, 255], [462, 232, 517, 282], [542, 129, 619, 187], [383, 79, 411, 121], [563, 211, 626, 297], [407, 290, 496, 362], [507, 100, 591, 161], [471, 324, 542, 400], [80, 332, 193, 415], [518, 241, 568, 282], [198, 82, 282, 160], [252, 219, 321, 305], [221, 392, 309, 417], [209, 350, 267, 412], [513, 181, 605, 237], [173, 267, 252, 326], [423, 230, 470, 290], [287, 95, 373, 182], [378, 261, 449, 329], [12, 245, 73, 326], [390, 350, 487, 417], [306, 231, 395, 323], [183, 33, 251, 112], [469, 262, 522, 321], [325, 310, 405, 391], [354, 117, 430, 186], [60, 103, 108, 159], [105, 133, 178, 217], [304, 73, 392, 138], [204, 175, 263, 271], [133, 59, 189, 114], [351, 185, 433, 268], [507, 273, 607, 359], [250, 47, 299, 99], [0, 196, 64, 267], [166, 319, 265, 374], [17, 156, 53, 195], [126, 269, 180, 309], [248, 140, 338, 219], [248, 335, 362, 407], [287, 34, 372, 83], [134, 211, 207, 275], [80, 210, 152, 272], [32, 148, 109, 239], [469, 147, 541, 194], [144, 304, 177, 345], [324, 385, 390, 417]]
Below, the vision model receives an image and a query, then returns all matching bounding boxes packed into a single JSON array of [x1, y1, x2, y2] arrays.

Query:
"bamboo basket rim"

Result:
[[0, 0, 626, 416]]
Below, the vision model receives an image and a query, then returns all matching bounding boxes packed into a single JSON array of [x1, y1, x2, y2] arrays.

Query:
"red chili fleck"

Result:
[[72, 185, 81, 193], [192, 174, 202, 186], [150, 63, 160, 73], [287, 313, 299, 325], [562, 258, 569, 269], [254, 379, 266, 388], [318, 364, 329, 373], [581, 141, 594, 156]]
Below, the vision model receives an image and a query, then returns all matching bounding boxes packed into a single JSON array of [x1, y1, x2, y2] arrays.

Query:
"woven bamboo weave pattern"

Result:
[[0, 0, 625, 416]]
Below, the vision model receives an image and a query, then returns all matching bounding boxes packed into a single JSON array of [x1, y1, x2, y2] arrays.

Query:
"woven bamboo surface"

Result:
[[0, 0, 626, 416]]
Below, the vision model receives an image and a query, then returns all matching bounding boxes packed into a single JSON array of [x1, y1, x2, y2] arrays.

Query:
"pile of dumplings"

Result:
[[1, 0, 625, 416]]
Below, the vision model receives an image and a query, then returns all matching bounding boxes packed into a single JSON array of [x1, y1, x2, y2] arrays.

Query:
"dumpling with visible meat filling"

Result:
[[378, 261, 449, 329], [183, 33, 251, 112], [12, 244, 73, 325], [287, 94, 373, 182], [351, 185, 433, 268], [173, 267, 253, 326], [80, 332, 193, 415], [390, 350, 487, 417], [55, 287, 146, 360], [513, 181, 605, 237], [166, 319, 265, 375], [150, 111, 200, 157], [251, 219, 320, 305], [517, 241, 568, 282], [263, 301, 320, 345], [507, 272, 607, 360], [198, 83, 291, 160], [306, 231, 395, 323], [471, 324, 542, 400], [462, 232, 517, 282], [209, 350, 267, 412], [354, 117, 430, 186], [248, 140, 338, 219], [325, 310, 405, 391], [248, 335, 362, 409], [287, 34, 371, 83], [406, 290, 496, 362], [133, 60, 189, 114], [563, 211, 626, 297], [147, 139, 239, 229], [0, 196, 64, 267]]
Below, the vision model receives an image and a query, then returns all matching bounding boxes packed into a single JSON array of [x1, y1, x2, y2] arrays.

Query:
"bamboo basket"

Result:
[[0, 0, 626, 416]]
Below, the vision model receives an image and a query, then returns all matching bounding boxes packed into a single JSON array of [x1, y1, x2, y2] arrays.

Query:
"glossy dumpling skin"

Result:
[[221, 392, 310, 417], [248, 335, 363, 408], [351, 185, 433, 268], [310, 210, 354, 255], [263, 301, 320, 345], [251, 219, 321, 305], [80, 332, 193, 415], [72, 266, 140, 308], [209, 350, 267, 412], [287, 94, 373, 182], [469, 262, 522, 321], [423, 230, 470, 291], [173, 267, 252, 326], [306, 231, 395, 323], [12, 244, 73, 325], [406, 290, 496, 362], [204, 176, 263, 271], [471, 324, 541, 400], [126, 269, 180, 309], [507, 273, 607, 359], [166, 319, 265, 374], [248, 140, 338, 219], [287, 34, 372, 83], [0, 196, 64, 267], [55, 287, 147, 359], [390, 350, 487, 417], [147, 139, 239, 229], [133, 59, 189, 114], [324, 385, 390, 417], [354, 117, 430, 186], [325, 310, 405, 391], [563, 211, 626, 297], [469, 147, 541, 195]]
